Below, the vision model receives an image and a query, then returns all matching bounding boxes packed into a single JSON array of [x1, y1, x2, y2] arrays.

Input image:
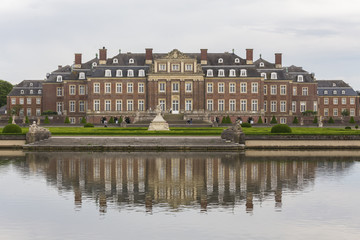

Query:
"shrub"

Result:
[[328, 117, 334, 124], [44, 116, 50, 124], [8, 116, 13, 124], [84, 123, 94, 128], [226, 115, 232, 124], [119, 116, 123, 123], [241, 122, 252, 128], [349, 116, 355, 124], [2, 124, 22, 134], [270, 116, 278, 124], [345, 126, 351, 130], [221, 116, 226, 124], [313, 116, 318, 124], [109, 116, 115, 124], [271, 124, 292, 133], [355, 125, 358, 129], [81, 117, 87, 124], [25, 116, 30, 124], [257, 116, 263, 124], [221, 116, 232, 124], [42, 110, 57, 116], [292, 116, 299, 124], [64, 116, 70, 124]]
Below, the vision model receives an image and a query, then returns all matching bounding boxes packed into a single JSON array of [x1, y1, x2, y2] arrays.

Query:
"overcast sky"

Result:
[[0, 0, 359, 89]]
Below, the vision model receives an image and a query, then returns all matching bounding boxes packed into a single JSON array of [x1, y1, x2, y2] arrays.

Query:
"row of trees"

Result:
[[0, 80, 13, 107]]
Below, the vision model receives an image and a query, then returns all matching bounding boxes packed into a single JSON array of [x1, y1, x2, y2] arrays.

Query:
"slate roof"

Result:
[[317, 80, 358, 96], [254, 58, 275, 68], [8, 80, 43, 96]]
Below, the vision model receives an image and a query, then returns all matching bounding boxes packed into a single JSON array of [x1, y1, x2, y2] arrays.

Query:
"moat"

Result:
[[1, 151, 360, 240]]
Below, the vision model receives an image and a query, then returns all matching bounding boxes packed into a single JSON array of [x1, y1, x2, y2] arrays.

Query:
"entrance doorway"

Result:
[[172, 100, 179, 114]]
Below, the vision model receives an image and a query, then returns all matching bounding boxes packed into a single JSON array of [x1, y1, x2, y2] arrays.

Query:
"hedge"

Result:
[[271, 124, 292, 133], [2, 124, 22, 134]]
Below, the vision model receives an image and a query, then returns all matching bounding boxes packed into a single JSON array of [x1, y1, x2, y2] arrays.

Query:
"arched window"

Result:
[[116, 70, 123, 77], [342, 90, 346, 95], [20, 90, 24, 94], [113, 58, 118, 64], [105, 69, 112, 77], [129, 58, 134, 64], [333, 90, 337, 94], [218, 58, 223, 64], [240, 69, 247, 77], [30, 83, 33, 87], [92, 62, 97, 67], [261, 72, 267, 79], [207, 69, 213, 77], [138, 69, 145, 77], [259, 62, 264, 67], [324, 90, 328, 95], [297, 75, 304, 82], [38, 90, 42, 94], [218, 69, 225, 77], [127, 69, 134, 77], [30, 90, 33, 94], [271, 72, 277, 79], [235, 58, 240, 63], [56, 75, 63, 82], [229, 69, 236, 77], [79, 72, 85, 79]]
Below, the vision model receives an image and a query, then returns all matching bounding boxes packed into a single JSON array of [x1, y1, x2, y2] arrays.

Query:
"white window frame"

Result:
[[127, 100, 133, 111], [159, 82, 166, 92], [172, 82, 179, 92], [70, 101, 75, 112], [252, 83, 258, 93], [302, 87, 308, 96], [116, 100, 122, 111], [127, 69, 134, 77], [240, 82, 247, 93], [138, 100, 145, 111], [271, 72, 277, 79], [218, 83, 224, 93], [138, 69, 145, 77], [207, 69, 213, 77], [185, 82, 192, 93], [116, 83, 122, 93], [270, 85, 277, 95], [280, 85, 286, 95], [138, 83, 144, 93], [105, 69, 112, 77], [105, 83, 111, 94], [93, 83, 100, 94], [240, 99, 247, 112], [280, 101, 286, 112], [271, 101, 277, 112], [229, 99, 236, 112], [218, 100, 224, 111], [207, 99, 213, 111], [127, 83, 133, 93], [94, 100, 100, 111], [79, 72, 85, 79], [69, 85, 76, 95], [229, 69, 236, 77], [240, 69, 247, 77], [116, 70, 123, 77], [185, 99, 192, 111], [218, 69, 225, 77], [207, 83, 213, 93], [105, 100, 111, 111], [229, 83, 236, 93], [251, 99, 258, 111]]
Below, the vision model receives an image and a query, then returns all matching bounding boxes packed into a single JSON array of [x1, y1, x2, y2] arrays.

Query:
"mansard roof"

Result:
[[91, 66, 149, 78], [8, 80, 43, 96], [317, 80, 358, 96], [254, 58, 275, 68], [107, 53, 146, 66]]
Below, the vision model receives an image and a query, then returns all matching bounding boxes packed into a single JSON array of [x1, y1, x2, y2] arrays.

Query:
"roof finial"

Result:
[[260, 54, 262, 58], [232, 49, 234, 54], [119, 49, 121, 53], [96, 53, 98, 58]]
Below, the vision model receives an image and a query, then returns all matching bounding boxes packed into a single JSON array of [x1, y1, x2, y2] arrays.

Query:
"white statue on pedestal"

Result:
[[148, 105, 170, 131]]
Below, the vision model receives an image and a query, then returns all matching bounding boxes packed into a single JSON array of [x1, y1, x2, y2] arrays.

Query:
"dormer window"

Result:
[[207, 69, 213, 77], [271, 72, 277, 79], [324, 90, 328, 95], [229, 69, 236, 77], [240, 69, 247, 77], [129, 58, 134, 64], [116, 70, 123, 77], [235, 58, 240, 63], [297, 75, 304, 82], [56, 75, 63, 82], [333, 83, 336, 87], [218, 58, 223, 64], [259, 62, 264, 67], [127, 69, 134, 77], [113, 58, 118, 64], [261, 72, 267, 79], [218, 69, 225, 77], [333, 90, 337, 94], [138, 69, 145, 77], [92, 62, 97, 67], [30, 83, 33, 87], [20, 90, 24, 94], [105, 69, 112, 77], [30, 90, 33, 94], [342, 90, 346, 95], [79, 72, 85, 79], [38, 90, 42, 94]]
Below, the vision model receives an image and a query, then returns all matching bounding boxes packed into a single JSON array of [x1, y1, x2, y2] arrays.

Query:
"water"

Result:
[[1, 151, 360, 240]]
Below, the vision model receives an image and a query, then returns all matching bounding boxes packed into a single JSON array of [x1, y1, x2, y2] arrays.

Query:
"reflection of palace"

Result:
[[22, 152, 355, 213]]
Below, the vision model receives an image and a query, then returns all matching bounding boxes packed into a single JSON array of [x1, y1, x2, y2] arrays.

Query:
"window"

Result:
[[207, 99, 213, 111], [105, 69, 112, 77], [138, 83, 144, 93], [313, 101, 318, 112], [350, 98, 355, 105], [185, 82, 192, 92], [185, 99, 192, 111], [27, 108, 31, 116], [171, 64, 180, 71], [252, 83, 258, 93], [218, 100, 224, 111], [70, 117, 75, 124], [264, 85, 267, 95], [229, 83, 236, 93], [280, 85, 286, 95], [159, 64, 166, 71], [350, 108, 355, 116], [292, 101, 296, 113], [70, 101, 75, 112], [251, 99, 258, 111], [271, 101, 277, 112], [235, 58, 240, 63], [79, 101, 85, 112], [259, 62, 264, 67], [104, 100, 111, 111], [36, 98, 41, 105], [229, 69, 236, 77], [79, 85, 85, 95], [116, 70, 123, 77], [127, 83, 133, 93], [113, 58, 118, 64], [324, 108, 329, 116], [138, 69, 145, 77], [56, 75, 62, 82], [159, 99, 166, 111], [207, 69, 213, 77], [57, 102, 63, 113], [297, 75, 304, 82], [218, 69, 225, 77], [127, 100, 133, 111], [20, 98, 24, 104], [261, 72, 267, 79], [293, 87, 297, 96], [38, 90, 42, 94], [70, 85, 76, 95], [342, 98, 346, 105], [302, 87, 308, 96], [129, 58, 134, 64], [127, 69, 134, 77], [92, 62, 97, 67], [27, 98, 31, 104], [116, 83, 122, 93], [11, 98, 16, 105], [159, 82, 166, 92], [105, 83, 111, 93], [333, 108, 338, 116], [116, 100, 122, 111], [271, 85, 277, 95], [30, 90, 33, 94], [218, 58, 223, 63], [324, 90, 328, 95], [240, 82, 247, 93], [324, 98, 329, 105], [229, 99, 236, 111], [271, 72, 277, 79], [94, 100, 100, 111], [280, 118, 286, 124], [207, 83, 213, 93], [79, 72, 85, 79], [94, 83, 100, 93], [218, 83, 224, 93], [333, 98, 338, 105], [300, 102, 306, 112], [333, 90, 337, 94], [57, 87, 63, 96], [240, 100, 247, 111], [30, 83, 33, 87], [185, 64, 193, 71], [280, 101, 286, 112], [36, 109, 41, 116], [172, 82, 179, 92], [20, 90, 24, 94], [342, 90, 346, 95], [240, 69, 247, 77]]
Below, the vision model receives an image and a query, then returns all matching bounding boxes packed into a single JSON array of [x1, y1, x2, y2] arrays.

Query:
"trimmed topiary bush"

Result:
[[44, 116, 50, 124], [8, 116, 13, 124], [25, 116, 30, 124], [350, 116, 355, 124], [226, 115, 232, 124], [257, 116, 263, 124], [119, 116, 123, 124], [355, 125, 359, 129], [241, 122, 252, 128], [270, 116, 278, 124], [345, 126, 351, 129], [292, 116, 299, 124], [221, 116, 232, 124], [328, 117, 334, 124], [84, 123, 94, 128], [81, 117, 87, 124], [64, 116, 70, 124], [2, 124, 22, 134], [271, 124, 292, 133], [109, 116, 114, 124], [313, 116, 318, 124]]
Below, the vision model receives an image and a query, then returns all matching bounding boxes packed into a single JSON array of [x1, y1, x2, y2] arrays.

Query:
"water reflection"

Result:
[[10, 152, 358, 214]]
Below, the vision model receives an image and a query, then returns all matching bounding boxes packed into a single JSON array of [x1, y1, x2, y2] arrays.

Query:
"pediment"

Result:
[[163, 49, 191, 60]]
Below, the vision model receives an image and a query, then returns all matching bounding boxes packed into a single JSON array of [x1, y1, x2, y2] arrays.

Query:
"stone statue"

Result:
[[148, 105, 169, 131], [26, 121, 51, 144], [155, 104, 162, 115], [12, 115, 15, 124], [318, 116, 323, 128]]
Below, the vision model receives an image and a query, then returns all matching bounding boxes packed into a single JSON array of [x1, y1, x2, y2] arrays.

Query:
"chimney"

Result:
[[145, 48, 153, 64], [200, 49, 207, 65], [275, 53, 282, 68], [58, 65, 62, 70], [74, 53, 82, 68], [246, 49, 253, 64], [99, 47, 107, 65]]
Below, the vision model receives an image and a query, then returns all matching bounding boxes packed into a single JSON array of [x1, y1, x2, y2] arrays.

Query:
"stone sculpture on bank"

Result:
[[26, 121, 51, 144], [148, 105, 170, 131]]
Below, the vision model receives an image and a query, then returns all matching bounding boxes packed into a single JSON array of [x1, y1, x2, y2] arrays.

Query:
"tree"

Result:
[[81, 117, 87, 124], [64, 116, 70, 124], [109, 116, 114, 124], [292, 116, 299, 124], [11, 104, 22, 116], [25, 116, 30, 124], [328, 117, 334, 124], [0, 80, 13, 107], [257, 116, 263, 124], [313, 116, 318, 124], [270, 116, 278, 124], [44, 116, 50, 124], [341, 109, 350, 117], [349, 116, 355, 124], [8, 116, 13, 124]]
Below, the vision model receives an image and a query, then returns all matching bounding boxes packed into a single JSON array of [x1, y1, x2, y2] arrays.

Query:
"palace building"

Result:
[[7, 47, 359, 124]]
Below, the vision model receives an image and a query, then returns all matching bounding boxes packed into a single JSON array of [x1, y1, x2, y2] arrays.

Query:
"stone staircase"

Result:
[[163, 113, 184, 123]]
